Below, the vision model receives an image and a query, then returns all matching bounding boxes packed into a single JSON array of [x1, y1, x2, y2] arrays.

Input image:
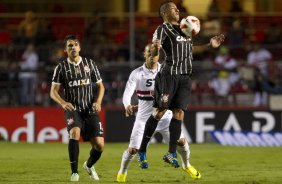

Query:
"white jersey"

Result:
[[123, 63, 184, 149], [123, 63, 160, 122]]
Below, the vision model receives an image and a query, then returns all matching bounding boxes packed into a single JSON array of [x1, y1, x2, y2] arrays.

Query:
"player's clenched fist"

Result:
[[150, 39, 160, 57], [125, 105, 138, 117], [92, 102, 101, 112]]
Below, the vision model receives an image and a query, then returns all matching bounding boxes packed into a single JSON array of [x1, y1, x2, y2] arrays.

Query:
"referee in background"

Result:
[[137, 0, 225, 171], [50, 35, 105, 182]]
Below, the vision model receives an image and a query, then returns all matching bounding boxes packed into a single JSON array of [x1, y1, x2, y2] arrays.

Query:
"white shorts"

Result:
[[128, 110, 185, 149]]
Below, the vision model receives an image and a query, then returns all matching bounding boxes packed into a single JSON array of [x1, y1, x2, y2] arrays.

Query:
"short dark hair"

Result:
[[159, 0, 173, 18], [63, 35, 79, 47]]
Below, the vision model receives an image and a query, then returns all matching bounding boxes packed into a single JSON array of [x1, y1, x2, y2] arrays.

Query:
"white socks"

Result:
[[118, 149, 135, 174], [118, 144, 190, 174], [177, 142, 190, 168]]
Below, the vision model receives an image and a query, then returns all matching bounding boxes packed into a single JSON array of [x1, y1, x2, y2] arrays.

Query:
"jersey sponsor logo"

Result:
[[176, 36, 188, 42], [211, 130, 282, 147], [68, 79, 90, 87]]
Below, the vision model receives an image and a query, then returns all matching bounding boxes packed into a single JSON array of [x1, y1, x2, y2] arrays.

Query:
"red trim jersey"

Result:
[[123, 63, 161, 121]]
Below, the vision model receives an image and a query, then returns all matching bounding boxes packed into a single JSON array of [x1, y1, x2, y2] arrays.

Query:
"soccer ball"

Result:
[[180, 16, 200, 37]]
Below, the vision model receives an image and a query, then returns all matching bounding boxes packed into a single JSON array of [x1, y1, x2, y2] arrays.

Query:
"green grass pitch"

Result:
[[0, 142, 282, 184]]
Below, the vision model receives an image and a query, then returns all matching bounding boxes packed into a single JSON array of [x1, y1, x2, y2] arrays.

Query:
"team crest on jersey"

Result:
[[161, 93, 169, 103], [67, 117, 74, 125], [84, 65, 90, 73]]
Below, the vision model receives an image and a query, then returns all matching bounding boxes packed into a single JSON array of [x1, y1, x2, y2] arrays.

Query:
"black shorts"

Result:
[[153, 70, 192, 111], [64, 110, 104, 141]]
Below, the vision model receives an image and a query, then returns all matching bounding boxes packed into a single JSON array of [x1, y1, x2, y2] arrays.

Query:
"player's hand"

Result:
[[92, 102, 101, 112], [61, 101, 75, 111], [125, 105, 138, 117], [150, 40, 161, 57], [210, 34, 225, 48]]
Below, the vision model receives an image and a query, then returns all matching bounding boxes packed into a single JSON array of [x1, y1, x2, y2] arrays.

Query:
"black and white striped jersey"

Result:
[[52, 56, 102, 111], [153, 23, 193, 75]]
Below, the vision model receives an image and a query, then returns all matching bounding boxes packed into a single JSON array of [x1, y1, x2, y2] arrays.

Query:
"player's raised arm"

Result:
[[150, 39, 161, 57]]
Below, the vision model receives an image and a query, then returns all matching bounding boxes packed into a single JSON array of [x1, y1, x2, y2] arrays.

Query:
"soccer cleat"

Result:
[[83, 161, 99, 180], [116, 172, 127, 183], [183, 165, 201, 179], [70, 173, 79, 182], [137, 152, 148, 169], [163, 152, 180, 168]]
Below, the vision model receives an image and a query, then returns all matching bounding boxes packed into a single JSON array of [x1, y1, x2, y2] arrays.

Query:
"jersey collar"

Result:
[[142, 62, 160, 74], [67, 56, 82, 66]]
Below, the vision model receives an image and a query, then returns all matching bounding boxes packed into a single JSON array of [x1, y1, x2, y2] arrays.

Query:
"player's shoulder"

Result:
[[160, 23, 171, 29], [129, 65, 144, 78], [155, 24, 165, 31], [81, 57, 95, 63], [55, 58, 67, 68], [132, 65, 144, 73]]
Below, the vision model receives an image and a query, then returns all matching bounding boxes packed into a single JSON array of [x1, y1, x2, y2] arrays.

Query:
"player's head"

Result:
[[63, 35, 81, 59], [144, 44, 159, 68], [159, 1, 179, 22]]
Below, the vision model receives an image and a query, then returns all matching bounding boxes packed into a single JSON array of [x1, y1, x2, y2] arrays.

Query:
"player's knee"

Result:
[[153, 108, 167, 120], [128, 147, 138, 155], [69, 127, 80, 140], [95, 142, 104, 152], [178, 138, 186, 146], [172, 109, 184, 120], [91, 137, 104, 151]]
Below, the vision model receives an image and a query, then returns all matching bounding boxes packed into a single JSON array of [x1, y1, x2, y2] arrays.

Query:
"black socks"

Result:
[[169, 118, 182, 153], [139, 115, 159, 152], [87, 148, 102, 168], [68, 139, 79, 173]]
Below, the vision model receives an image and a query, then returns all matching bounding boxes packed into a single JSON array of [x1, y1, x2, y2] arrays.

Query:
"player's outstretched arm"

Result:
[[210, 34, 225, 48], [192, 34, 225, 52]]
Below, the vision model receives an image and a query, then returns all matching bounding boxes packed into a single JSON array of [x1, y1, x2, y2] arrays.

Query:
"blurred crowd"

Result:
[[0, 0, 282, 107]]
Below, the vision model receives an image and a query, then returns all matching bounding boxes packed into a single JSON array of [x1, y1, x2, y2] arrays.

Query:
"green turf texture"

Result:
[[0, 142, 282, 184]]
